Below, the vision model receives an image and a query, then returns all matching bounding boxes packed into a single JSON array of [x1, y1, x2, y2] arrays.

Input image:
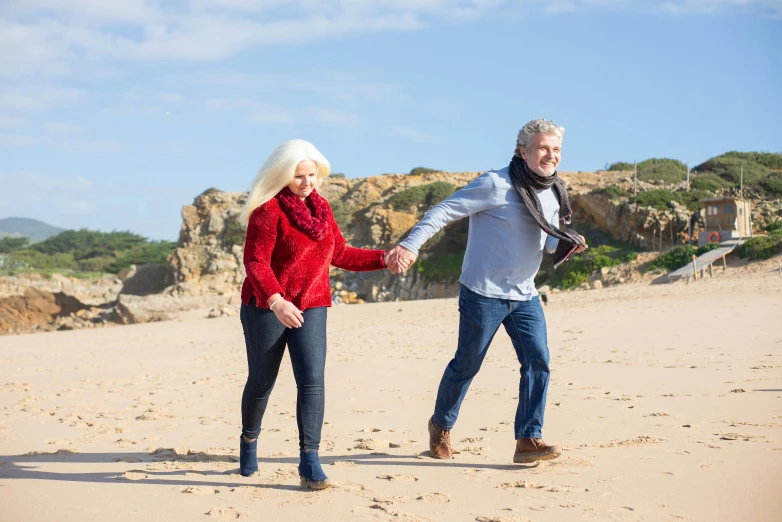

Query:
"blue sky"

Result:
[[1, 0, 780, 240]]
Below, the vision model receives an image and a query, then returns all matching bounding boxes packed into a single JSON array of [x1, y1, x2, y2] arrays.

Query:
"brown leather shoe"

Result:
[[513, 438, 561, 463], [428, 417, 453, 459]]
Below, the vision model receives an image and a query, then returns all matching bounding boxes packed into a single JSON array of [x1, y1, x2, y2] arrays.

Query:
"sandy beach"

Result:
[[1, 267, 781, 522]]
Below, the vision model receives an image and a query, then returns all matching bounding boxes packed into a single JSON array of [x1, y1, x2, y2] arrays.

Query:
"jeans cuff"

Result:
[[516, 431, 542, 439]]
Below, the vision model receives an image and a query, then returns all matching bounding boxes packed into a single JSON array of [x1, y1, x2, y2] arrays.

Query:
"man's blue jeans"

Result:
[[240, 298, 327, 452], [432, 285, 550, 439]]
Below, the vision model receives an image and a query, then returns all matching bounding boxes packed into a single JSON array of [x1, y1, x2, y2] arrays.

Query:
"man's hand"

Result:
[[385, 244, 418, 274], [574, 234, 588, 254], [271, 299, 304, 328]]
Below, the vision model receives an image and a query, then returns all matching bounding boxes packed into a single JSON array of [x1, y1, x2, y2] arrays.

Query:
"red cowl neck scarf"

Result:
[[276, 186, 330, 241]]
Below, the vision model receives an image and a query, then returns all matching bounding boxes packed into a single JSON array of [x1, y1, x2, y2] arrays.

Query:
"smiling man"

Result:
[[386, 118, 586, 464]]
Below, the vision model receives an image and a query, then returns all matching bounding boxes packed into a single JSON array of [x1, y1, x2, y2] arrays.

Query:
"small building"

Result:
[[697, 196, 752, 246]]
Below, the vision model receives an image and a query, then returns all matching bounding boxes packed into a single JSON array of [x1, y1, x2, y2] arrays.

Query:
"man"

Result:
[[386, 118, 586, 463]]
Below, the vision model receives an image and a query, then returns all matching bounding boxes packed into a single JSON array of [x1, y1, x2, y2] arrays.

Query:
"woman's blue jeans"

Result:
[[240, 299, 327, 452], [432, 286, 550, 439]]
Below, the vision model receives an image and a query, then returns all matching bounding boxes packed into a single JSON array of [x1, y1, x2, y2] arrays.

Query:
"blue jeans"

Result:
[[240, 299, 327, 452], [433, 286, 550, 439]]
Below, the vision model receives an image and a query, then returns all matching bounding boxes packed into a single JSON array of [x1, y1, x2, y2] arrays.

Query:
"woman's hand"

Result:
[[271, 298, 304, 328]]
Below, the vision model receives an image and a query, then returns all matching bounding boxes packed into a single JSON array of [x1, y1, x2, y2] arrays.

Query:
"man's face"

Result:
[[519, 133, 561, 177]]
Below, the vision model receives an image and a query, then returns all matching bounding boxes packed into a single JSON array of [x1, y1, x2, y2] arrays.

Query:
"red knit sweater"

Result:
[[241, 192, 386, 311]]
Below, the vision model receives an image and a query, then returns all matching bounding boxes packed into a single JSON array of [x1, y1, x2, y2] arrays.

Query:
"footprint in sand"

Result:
[[119, 470, 148, 481], [416, 492, 450, 503], [475, 515, 530, 522], [331, 460, 357, 467], [376, 474, 418, 482], [372, 495, 409, 504], [206, 507, 242, 519], [182, 486, 219, 495], [114, 456, 142, 463]]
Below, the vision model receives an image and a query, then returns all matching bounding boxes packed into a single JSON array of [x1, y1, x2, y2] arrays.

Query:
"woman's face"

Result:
[[288, 160, 318, 200]]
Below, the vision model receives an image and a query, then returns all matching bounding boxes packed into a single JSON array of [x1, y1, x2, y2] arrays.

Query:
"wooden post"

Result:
[[709, 263, 713, 277], [634, 162, 637, 196], [722, 255, 727, 270], [692, 255, 698, 281]]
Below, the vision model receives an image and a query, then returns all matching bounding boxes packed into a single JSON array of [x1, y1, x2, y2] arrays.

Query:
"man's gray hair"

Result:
[[514, 118, 565, 156]]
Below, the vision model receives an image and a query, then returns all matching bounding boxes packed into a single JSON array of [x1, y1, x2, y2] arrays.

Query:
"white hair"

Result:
[[514, 118, 565, 156], [239, 139, 331, 225]]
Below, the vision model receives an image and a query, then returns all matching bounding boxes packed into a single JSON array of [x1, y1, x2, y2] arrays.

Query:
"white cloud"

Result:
[[0, 171, 96, 217], [0, 114, 28, 128], [205, 97, 296, 124], [389, 126, 438, 143], [0, 133, 121, 153], [308, 107, 360, 127], [0, 86, 86, 113], [2, 1, 777, 80], [43, 122, 85, 135]]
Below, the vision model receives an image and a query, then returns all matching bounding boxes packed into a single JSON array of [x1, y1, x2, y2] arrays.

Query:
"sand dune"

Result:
[[1, 268, 780, 521]]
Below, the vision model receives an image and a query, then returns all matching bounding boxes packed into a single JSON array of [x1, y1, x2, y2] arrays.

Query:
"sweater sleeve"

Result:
[[399, 171, 502, 255], [244, 204, 284, 304], [328, 206, 386, 272]]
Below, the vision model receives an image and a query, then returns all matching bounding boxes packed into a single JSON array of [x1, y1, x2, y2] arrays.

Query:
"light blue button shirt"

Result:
[[399, 166, 560, 301]]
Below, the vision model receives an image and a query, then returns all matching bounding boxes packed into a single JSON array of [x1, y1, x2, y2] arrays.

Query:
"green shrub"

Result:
[[690, 173, 730, 193], [647, 242, 722, 272], [223, 218, 246, 247], [390, 182, 456, 213], [409, 167, 440, 176], [103, 241, 176, 274], [6, 250, 77, 271], [330, 200, 355, 232], [607, 162, 634, 171], [764, 220, 782, 234], [416, 252, 464, 282], [548, 244, 639, 290], [77, 256, 116, 272], [592, 185, 631, 200], [330, 172, 346, 179], [633, 189, 711, 211], [693, 152, 776, 185], [33, 229, 147, 256], [738, 233, 782, 260], [636, 158, 687, 184], [759, 173, 782, 197], [0, 236, 30, 253], [647, 246, 697, 272]]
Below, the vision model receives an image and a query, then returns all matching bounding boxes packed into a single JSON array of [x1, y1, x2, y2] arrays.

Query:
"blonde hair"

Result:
[[240, 139, 331, 225]]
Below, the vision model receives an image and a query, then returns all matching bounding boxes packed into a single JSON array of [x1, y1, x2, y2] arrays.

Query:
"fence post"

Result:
[[692, 255, 698, 281]]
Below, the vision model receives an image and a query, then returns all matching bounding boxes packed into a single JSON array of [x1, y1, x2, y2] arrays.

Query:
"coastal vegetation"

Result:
[[389, 181, 456, 214], [738, 221, 782, 260], [646, 243, 720, 273], [0, 229, 175, 276]]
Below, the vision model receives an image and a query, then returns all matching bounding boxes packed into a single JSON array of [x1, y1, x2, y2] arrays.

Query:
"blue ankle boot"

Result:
[[239, 436, 258, 477], [298, 451, 331, 490]]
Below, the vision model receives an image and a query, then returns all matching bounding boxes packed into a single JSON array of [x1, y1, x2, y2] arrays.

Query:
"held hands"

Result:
[[384, 245, 418, 274], [574, 234, 588, 254], [268, 294, 303, 328]]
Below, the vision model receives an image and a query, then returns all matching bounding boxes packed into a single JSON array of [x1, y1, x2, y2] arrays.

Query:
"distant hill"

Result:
[[0, 218, 65, 243]]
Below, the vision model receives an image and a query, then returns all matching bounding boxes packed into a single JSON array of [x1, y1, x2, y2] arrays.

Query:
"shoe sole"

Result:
[[299, 475, 334, 490], [513, 448, 561, 464]]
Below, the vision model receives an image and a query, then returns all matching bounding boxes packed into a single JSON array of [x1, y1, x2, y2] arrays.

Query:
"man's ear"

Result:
[[518, 147, 527, 161]]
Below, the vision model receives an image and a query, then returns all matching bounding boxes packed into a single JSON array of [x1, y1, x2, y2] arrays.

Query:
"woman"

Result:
[[237, 139, 406, 490]]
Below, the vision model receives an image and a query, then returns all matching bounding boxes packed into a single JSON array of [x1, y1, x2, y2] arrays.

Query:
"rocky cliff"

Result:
[[164, 171, 481, 303], [161, 168, 772, 305]]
